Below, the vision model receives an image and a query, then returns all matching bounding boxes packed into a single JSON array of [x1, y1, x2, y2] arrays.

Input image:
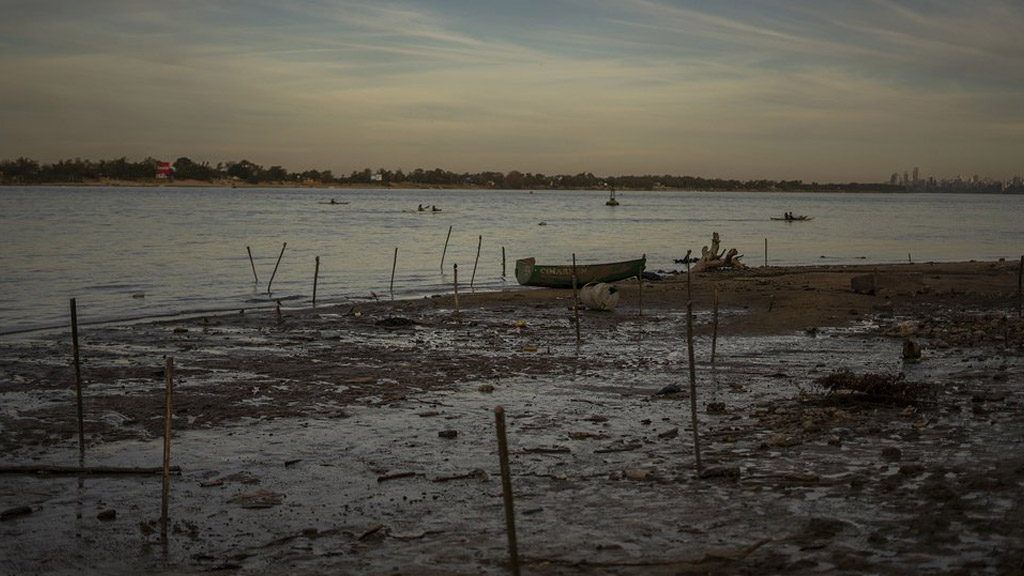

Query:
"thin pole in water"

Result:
[[764, 238, 768, 267], [440, 225, 453, 272], [1018, 255, 1023, 319], [502, 246, 506, 278], [312, 256, 320, 307], [267, 242, 286, 295], [70, 298, 85, 457], [638, 253, 645, 317], [453, 263, 461, 324], [494, 406, 521, 576], [572, 253, 580, 344], [686, 301, 702, 474], [161, 357, 174, 542], [711, 284, 720, 364], [685, 250, 692, 302], [390, 247, 398, 301], [247, 246, 259, 284], [471, 235, 482, 290]]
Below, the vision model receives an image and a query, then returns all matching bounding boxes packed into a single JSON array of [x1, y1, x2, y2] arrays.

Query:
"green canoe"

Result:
[[514, 256, 646, 288]]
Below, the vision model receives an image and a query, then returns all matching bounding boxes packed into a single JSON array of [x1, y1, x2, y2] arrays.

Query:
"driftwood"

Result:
[[691, 232, 747, 273], [0, 465, 180, 475]]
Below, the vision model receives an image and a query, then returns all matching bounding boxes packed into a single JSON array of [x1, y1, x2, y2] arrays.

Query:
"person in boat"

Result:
[[785, 211, 792, 220], [431, 205, 441, 212], [418, 204, 425, 211], [330, 198, 338, 205]]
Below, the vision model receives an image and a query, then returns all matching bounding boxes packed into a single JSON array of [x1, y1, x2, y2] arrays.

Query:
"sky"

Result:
[[1, 0, 1022, 182]]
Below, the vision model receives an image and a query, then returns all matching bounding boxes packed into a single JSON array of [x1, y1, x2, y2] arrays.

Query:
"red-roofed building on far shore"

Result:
[[156, 161, 173, 179]]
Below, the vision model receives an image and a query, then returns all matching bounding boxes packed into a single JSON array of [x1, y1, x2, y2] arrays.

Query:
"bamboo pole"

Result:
[[267, 242, 286, 294], [312, 256, 320, 307], [161, 357, 174, 541], [638, 253, 645, 317], [711, 283, 719, 364], [572, 253, 580, 344], [390, 247, 399, 301], [440, 225, 453, 271], [685, 250, 692, 302], [686, 301, 702, 474], [70, 298, 84, 457], [494, 406, 521, 576], [247, 246, 259, 284], [471, 235, 482, 290], [453, 263, 461, 324]]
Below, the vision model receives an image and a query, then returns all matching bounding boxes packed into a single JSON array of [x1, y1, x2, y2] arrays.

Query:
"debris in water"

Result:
[[815, 369, 934, 406], [229, 489, 284, 508], [1, 506, 32, 521]]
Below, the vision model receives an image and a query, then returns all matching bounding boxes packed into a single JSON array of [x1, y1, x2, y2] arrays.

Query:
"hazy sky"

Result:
[[2, 0, 1022, 182]]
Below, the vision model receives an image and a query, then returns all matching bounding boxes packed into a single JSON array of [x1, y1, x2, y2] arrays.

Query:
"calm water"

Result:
[[1, 186, 1022, 335]]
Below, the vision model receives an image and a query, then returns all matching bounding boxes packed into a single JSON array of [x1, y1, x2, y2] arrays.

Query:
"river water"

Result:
[[1, 186, 1022, 335]]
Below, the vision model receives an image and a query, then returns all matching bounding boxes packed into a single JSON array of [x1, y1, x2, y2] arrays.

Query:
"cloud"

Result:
[[1, 0, 1021, 181]]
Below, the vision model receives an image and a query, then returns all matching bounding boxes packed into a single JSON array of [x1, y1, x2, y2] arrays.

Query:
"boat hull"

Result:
[[514, 257, 646, 288]]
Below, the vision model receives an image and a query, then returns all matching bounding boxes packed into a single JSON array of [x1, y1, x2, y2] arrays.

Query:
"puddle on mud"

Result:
[[2, 305, 1023, 575]]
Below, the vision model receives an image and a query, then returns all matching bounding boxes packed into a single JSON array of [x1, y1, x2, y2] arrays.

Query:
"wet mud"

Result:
[[2, 262, 1023, 575]]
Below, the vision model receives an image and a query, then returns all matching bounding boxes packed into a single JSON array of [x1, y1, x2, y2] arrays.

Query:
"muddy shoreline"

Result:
[[2, 261, 1023, 575]]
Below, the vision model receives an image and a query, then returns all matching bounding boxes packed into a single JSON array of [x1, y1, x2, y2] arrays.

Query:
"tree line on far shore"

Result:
[[0, 154, 912, 192]]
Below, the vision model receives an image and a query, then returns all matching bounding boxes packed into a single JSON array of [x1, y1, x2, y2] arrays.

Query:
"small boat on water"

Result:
[[771, 214, 812, 221], [514, 256, 646, 288]]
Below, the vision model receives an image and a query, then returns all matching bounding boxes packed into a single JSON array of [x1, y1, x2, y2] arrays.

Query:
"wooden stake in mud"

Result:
[[453, 263, 461, 324], [686, 301, 702, 473], [572, 253, 580, 344], [502, 246, 507, 278], [161, 357, 174, 541], [711, 284, 720, 364], [638, 253, 645, 317], [312, 256, 320, 307], [70, 298, 85, 456], [471, 235, 482, 290], [247, 246, 259, 284], [267, 242, 287, 295], [390, 247, 399, 301], [494, 406, 521, 576], [440, 225, 453, 271], [685, 250, 692, 301], [764, 238, 768, 267]]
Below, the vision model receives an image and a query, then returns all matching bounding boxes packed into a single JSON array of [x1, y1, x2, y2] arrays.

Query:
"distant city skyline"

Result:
[[2, 1, 1022, 183]]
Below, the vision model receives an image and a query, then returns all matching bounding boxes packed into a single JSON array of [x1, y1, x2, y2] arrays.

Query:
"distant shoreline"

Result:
[[0, 178, 912, 193]]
